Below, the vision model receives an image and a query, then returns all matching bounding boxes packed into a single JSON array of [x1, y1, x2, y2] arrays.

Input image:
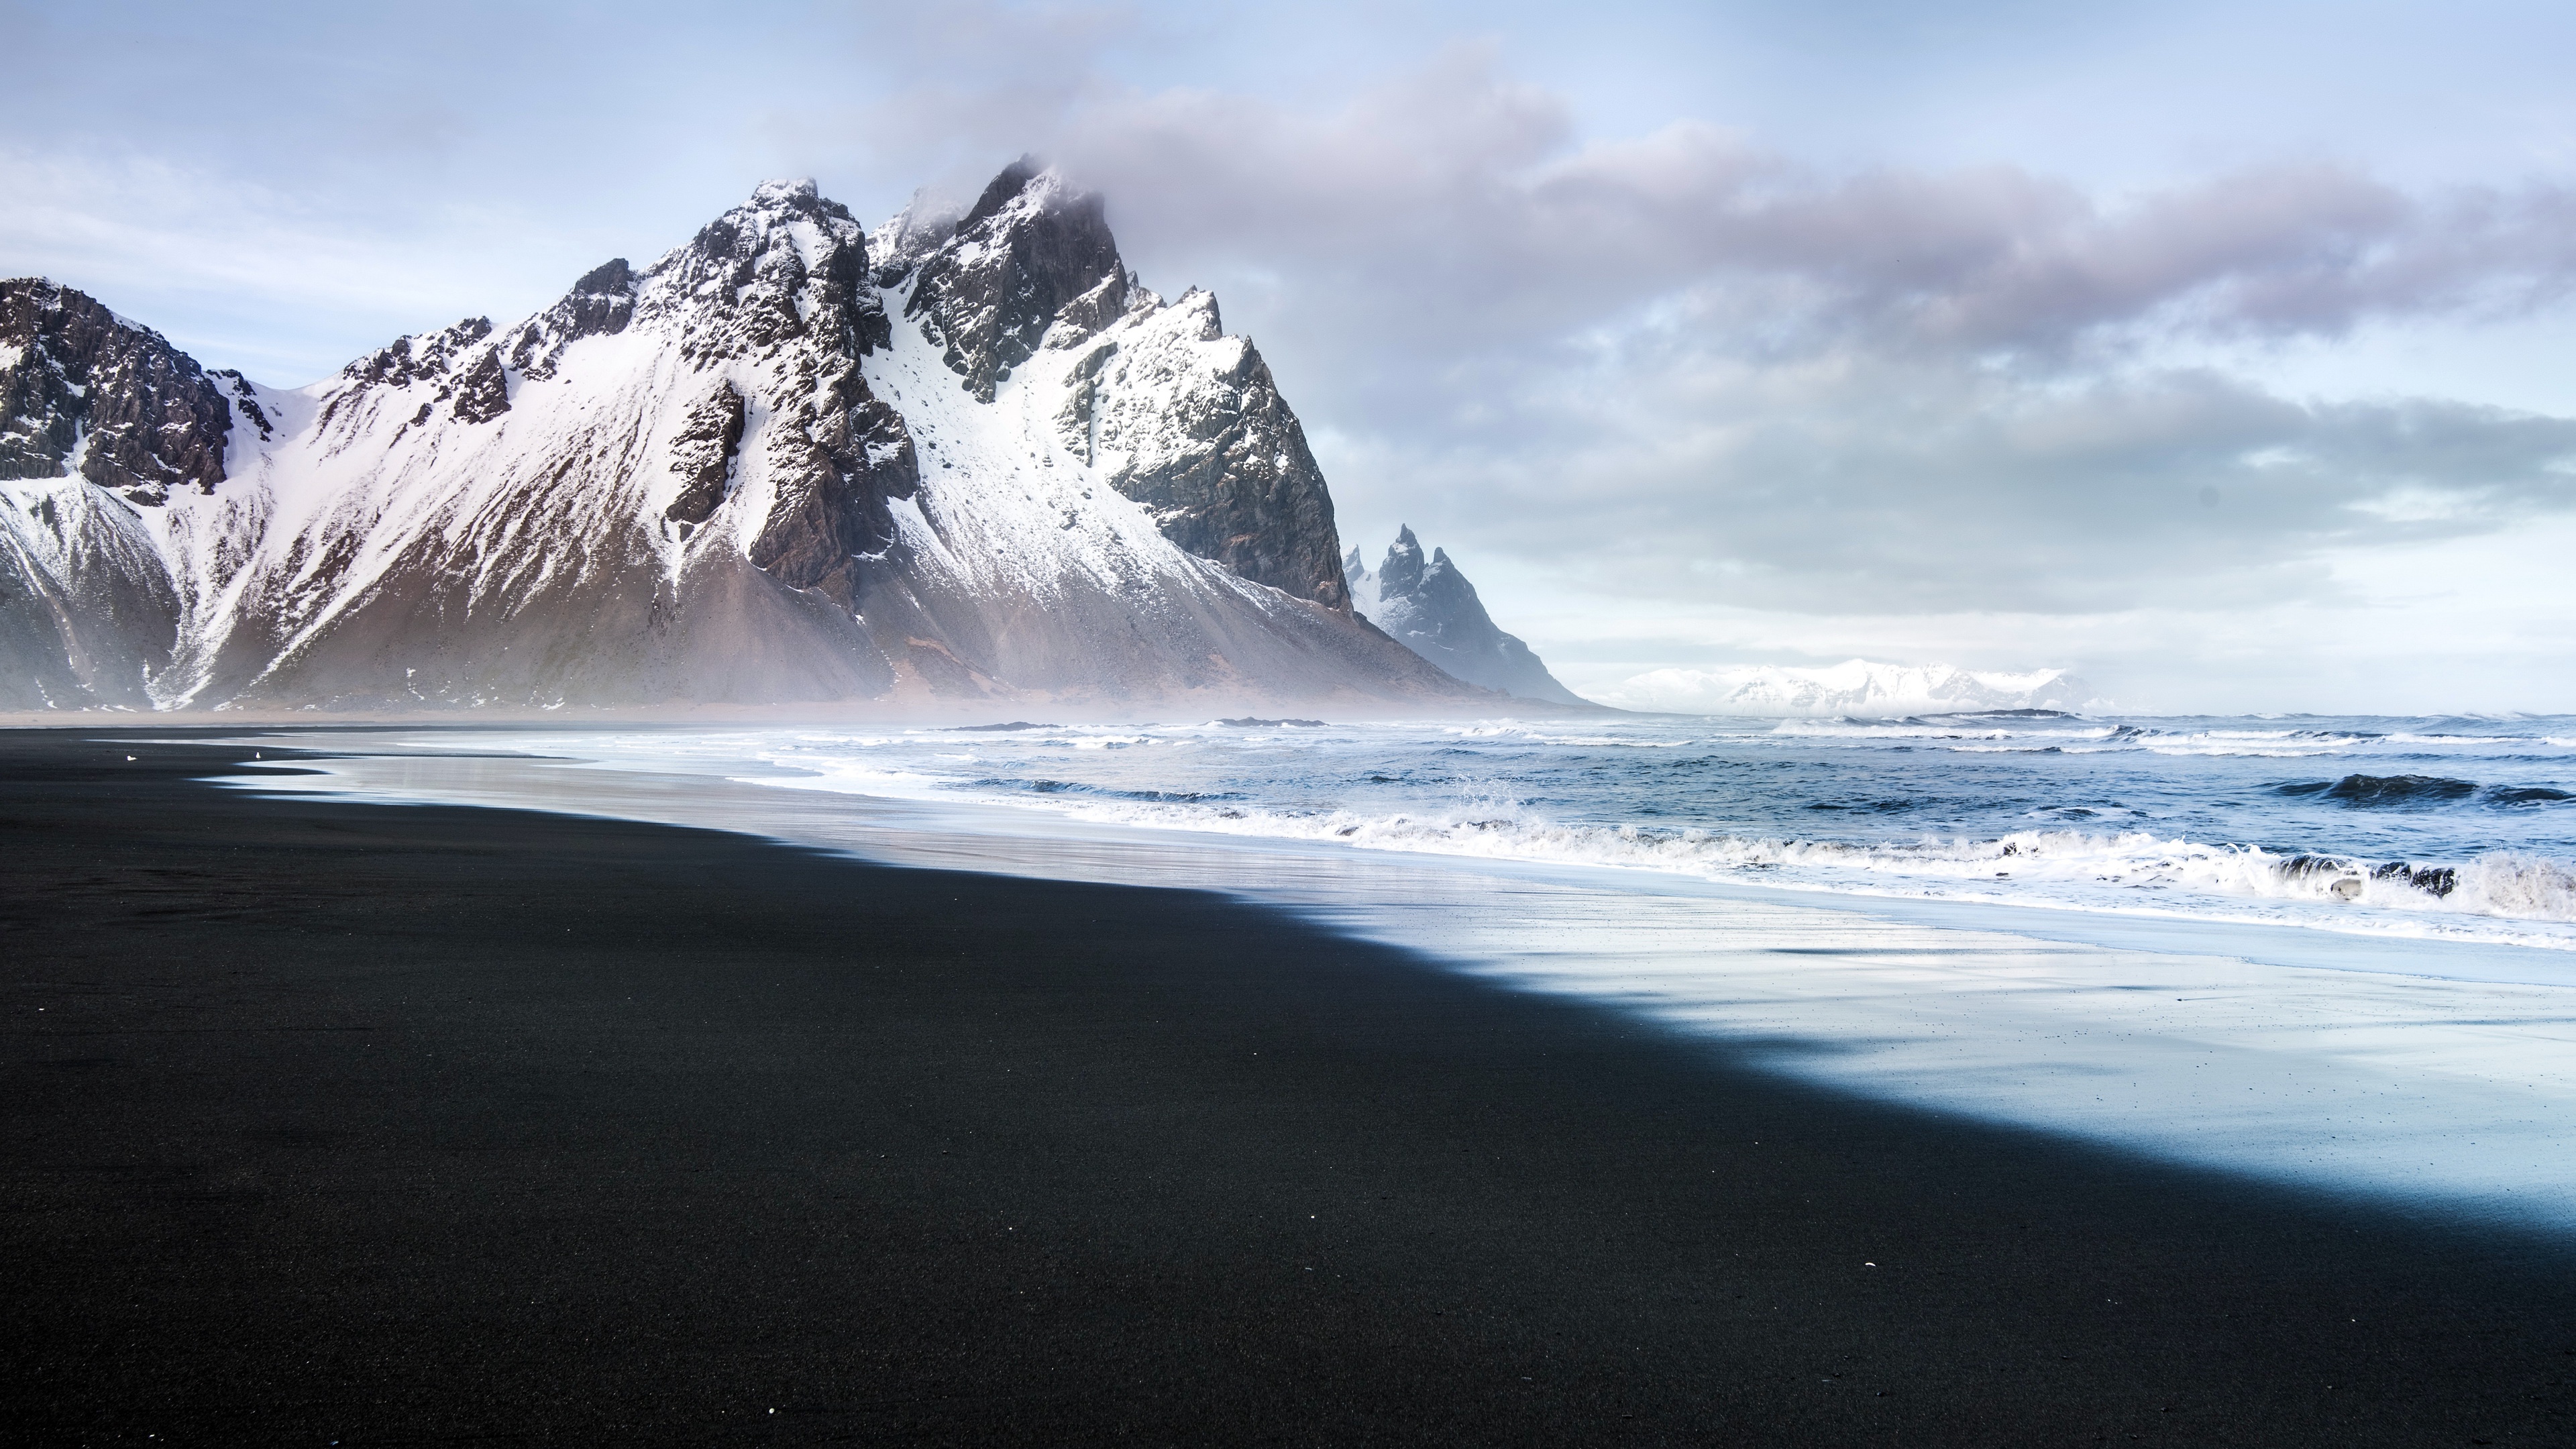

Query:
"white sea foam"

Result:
[[423, 711, 2576, 952], [742, 761, 2576, 949]]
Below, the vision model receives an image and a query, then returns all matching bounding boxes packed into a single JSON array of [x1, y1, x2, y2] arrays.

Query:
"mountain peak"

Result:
[[0, 168, 1482, 712], [903, 159, 1122, 402], [619, 179, 881, 366], [960, 156, 1046, 229], [748, 177, 822, 207], [1360, 528, 1588, 707], [0, 276, 232, 509], [569, 258, 634, 296], [1380, 526, 1426, 594]]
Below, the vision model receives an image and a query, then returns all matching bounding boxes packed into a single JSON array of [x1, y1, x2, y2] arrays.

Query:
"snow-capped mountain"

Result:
[[0, 164, 1480, 713], [1598, 660, 2101, 716], [1346, 528, 1588, 706]]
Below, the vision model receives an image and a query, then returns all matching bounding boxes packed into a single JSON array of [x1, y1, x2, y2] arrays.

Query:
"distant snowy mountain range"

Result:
[[1598, 661, 2102, 717], [0, 163, 1587, 714]]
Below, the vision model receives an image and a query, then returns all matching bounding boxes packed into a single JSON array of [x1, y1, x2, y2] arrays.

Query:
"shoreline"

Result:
[[207, 725, 2576, 1230], [183, 714, 2576, 961], [146, 717, 2576, 957], [5, 729, 2574, 1444], [0, 694, 1634, 733]]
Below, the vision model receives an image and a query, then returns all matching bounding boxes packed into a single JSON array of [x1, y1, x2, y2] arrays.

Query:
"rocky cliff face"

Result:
[[1348, 528, 1587, 706], [0, 281, 260, 706], [0, 280, 245, 505], [0, 167, 1473, 714], [885, 164, 1351, 611]]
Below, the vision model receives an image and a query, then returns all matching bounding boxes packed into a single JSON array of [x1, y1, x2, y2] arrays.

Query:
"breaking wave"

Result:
[[1777, 718, 2573, 761], [527, 710, 2576, 953], [953, 790, 2576, 945]]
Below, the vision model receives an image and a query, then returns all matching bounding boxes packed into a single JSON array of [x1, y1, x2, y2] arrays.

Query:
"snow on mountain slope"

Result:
[[0, 475, 178, 708], [1599, 660, 2102, 716], [0, 168, 1476, 712], [896, 160, 1351, 610], [845, 266, 1429, 700], [0, 280, 228, 708]]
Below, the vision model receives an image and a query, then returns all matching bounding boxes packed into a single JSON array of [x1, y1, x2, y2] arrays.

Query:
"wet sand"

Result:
[[3, 729, 2570, 1445]]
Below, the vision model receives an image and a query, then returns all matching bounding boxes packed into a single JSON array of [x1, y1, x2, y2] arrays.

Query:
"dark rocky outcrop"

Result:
[[644, 181, 920, 612], [640, 179, 890, 366], [504, 258, 639, 379], [1350, 528, 1587, 706], [448, 347, 512, 424], [214, 371, 274, 441], [664, 381, 746, 527], [904, 159, 1126, 402], [343, 315, 494, 390], [497, 179, 923, 615], [322, 315, 501, 434], [0, 279, 233, 506], [1092, 290, 1352, 611], [885, 162, 1350, 611], [749, 367, 917, 611]]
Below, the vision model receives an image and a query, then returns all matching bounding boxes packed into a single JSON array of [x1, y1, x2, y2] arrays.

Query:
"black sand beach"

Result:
[[3, 729, 2571, 1446]]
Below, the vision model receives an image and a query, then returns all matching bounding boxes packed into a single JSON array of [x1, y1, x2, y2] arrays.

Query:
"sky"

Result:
[[5, 0, 2574, 712]]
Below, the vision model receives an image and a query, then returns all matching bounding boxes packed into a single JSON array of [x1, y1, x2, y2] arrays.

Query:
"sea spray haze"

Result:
[[0, 167, 1486, 714]]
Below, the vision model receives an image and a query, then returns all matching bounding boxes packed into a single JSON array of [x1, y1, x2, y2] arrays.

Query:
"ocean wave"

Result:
[[1443, 723, 1697, 748], [959, 775, 1244, 804], [930, 785, 2576, 941], [2137, 731, 2384, 757], [1772, 718, 2117, 742], [2272, 775, 2576, 809], [515, 717, 2576, 951], [1773, 718, 2576, 761], [2275, 773, 2481, 806]]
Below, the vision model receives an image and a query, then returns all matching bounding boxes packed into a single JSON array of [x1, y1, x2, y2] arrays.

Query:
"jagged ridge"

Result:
[[0, 166, 1485, 714], [1347, 527, 1587, 706]]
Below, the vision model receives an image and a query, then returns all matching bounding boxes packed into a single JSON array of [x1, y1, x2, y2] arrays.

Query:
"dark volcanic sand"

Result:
[[2, 730, 2570, 1446]]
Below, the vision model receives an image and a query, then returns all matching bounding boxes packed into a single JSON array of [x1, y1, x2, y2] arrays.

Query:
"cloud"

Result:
[[7, 4, 2576, 702], [957, 47, 2576, 366], [1413, 354, 2576, 614], [0, 144, 646, 382], [828, 46, 2576, 621]]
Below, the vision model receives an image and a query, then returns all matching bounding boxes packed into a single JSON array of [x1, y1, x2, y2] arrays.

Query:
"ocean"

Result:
[[468, 710, 2576, 951], [227, 710, 2576, 1234]]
